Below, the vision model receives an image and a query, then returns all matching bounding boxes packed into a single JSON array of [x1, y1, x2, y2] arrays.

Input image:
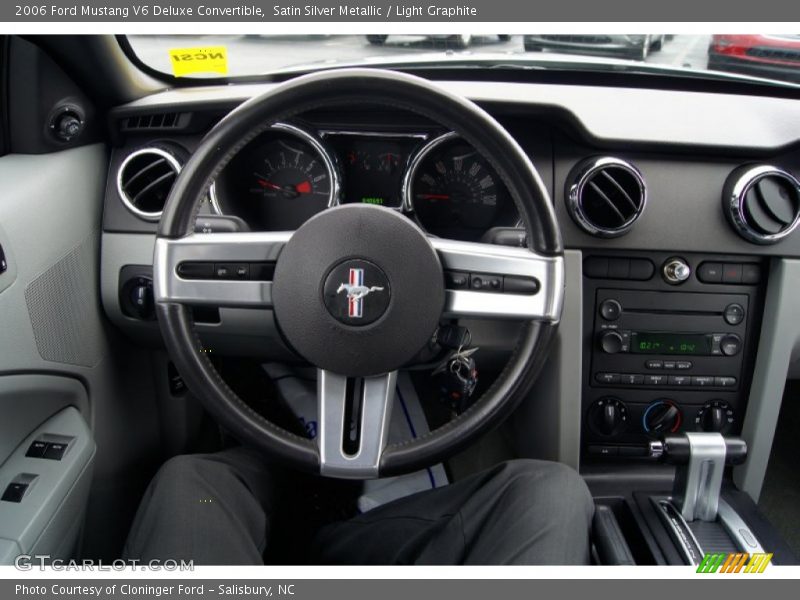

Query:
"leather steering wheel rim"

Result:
[[155, 68, 563, 478]]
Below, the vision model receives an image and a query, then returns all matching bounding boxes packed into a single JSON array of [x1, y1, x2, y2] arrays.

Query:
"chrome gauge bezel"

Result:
[[209, 121, 341, 216]]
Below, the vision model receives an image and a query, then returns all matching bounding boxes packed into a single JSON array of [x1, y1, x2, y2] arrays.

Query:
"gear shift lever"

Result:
[[648, 432, 763, 564], [651, 432, 747, 522]]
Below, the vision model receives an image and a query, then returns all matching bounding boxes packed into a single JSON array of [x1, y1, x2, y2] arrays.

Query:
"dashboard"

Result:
[[115, 116, 520, 241], [99, 78, 800, 471]]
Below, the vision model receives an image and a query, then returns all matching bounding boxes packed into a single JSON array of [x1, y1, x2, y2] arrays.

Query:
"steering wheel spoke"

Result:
[[153, 231, 293, 307], [430, 238, 564, 321], [318, 369, 396, 479]]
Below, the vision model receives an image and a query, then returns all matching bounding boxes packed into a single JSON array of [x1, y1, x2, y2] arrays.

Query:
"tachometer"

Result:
[[405, 133, 514, 239], [211, 123, 339, 231], [250, 139, 330, 202]]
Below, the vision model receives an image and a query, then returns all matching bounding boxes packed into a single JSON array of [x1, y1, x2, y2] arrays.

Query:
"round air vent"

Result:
[[566, 157, 647, 238], [723, 165, 800, 245], [116, 147, 181, 221]]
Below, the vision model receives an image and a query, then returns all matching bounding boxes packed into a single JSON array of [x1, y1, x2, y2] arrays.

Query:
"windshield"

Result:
[[126, 34, 800, 88]]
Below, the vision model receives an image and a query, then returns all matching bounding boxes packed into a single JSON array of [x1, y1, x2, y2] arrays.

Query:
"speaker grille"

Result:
[[25, 236, 104, 367]]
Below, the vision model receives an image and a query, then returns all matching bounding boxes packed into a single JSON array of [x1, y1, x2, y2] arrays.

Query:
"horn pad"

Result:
[[272, 204, 445, 377]]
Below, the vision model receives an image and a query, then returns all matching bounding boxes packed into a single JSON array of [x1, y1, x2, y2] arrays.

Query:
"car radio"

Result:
[[581, 252, 765, 460]]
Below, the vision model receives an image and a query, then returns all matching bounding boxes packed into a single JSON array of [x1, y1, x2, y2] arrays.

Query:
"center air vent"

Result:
[[723, 164, 800, 245], [566, 157, 647, 238], [116, 147, 181, 221]]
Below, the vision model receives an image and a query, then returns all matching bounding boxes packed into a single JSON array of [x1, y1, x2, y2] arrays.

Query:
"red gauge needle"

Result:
[[418, 193, 450, 200], [257, 179, 282, 191], [257, 179, 312, 195]]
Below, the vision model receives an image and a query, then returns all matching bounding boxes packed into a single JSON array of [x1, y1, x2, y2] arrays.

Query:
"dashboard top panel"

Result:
[[113, 80, 800, 152]]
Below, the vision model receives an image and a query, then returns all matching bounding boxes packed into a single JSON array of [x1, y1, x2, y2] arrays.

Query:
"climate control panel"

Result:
[[581, 251, 764, 460]]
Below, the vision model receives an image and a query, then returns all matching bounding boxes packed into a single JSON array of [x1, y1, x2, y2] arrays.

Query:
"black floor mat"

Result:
[[758, 380, 800, 557]]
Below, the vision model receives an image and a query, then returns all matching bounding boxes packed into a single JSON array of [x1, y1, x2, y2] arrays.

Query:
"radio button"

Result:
[[599, 331, 624, 354], [715, 376, 737, 388], [646, 360, 664, 370], [724, 303, 745, 326], [692, 376, 715, 387], [669, 375, 692, 386], [620, 374, 644, 385], [720, 334, 742, 356], [599, 299, 622, 321], [595, 372, 621, 384], [645, 374, 668, 385], [676, 361, 693, 370], [663, 361, 676, 370]]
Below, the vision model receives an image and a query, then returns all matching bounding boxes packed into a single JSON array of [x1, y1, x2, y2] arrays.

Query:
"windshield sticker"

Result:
[[168, 46, 228, 77]]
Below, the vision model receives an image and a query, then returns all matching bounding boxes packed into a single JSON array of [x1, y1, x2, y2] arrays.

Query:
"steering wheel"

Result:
[[154, 69, 564, 479]]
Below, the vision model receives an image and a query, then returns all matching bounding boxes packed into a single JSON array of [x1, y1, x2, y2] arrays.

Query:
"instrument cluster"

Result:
[[209, 122, 519, 240]]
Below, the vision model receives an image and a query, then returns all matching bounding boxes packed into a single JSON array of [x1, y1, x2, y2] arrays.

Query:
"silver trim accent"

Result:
[[116, 147, 181, 222], [717, 498, 765, 553], [401, 131, 460, 213], [672, 432, 727, 522], [652, 497, 706, 565], [566, 156, 647, 238], [209, 122, 341, 216], [649, 440, 664, 459], [153, 231, 292, 307], [319, 129, 429, 140], [724, 164, 800, 245], [318, 369, 396, 479], [430, 237, 564, 321]]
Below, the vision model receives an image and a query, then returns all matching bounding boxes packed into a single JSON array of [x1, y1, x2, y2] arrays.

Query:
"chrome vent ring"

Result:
[[723, 164, 800, 245], [116, 147, 182, 221], [566, 157, 647, 238]]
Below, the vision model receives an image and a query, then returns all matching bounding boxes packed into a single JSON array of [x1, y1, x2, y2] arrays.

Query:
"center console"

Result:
[[581, 250, 765, 460]]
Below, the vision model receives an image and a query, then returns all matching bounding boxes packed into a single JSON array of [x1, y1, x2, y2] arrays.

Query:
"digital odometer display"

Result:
[[631, 333, 711, 355]]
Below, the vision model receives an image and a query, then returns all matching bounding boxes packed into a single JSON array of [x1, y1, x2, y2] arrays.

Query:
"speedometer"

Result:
[[405, 133, 515, 239]]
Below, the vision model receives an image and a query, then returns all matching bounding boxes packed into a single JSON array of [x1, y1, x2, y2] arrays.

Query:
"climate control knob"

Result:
[[599, 331, 624, 354], [696, 400, 735, 433], [643, 400, 682, 435], [588, 397, 629, 437]]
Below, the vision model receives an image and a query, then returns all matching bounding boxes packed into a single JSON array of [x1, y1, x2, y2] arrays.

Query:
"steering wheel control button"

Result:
[[724, 303, 746, 325], [662, 257, 691, 284], [599, 299, 622, 321], [323, 259, 391, 326], [503, 276, 540, 295], [445, 271, 469, 289], [272, 204, 444, 377]]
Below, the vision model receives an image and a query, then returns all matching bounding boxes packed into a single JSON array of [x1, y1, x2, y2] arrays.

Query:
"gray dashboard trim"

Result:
[[118, 80, 800, 151], [734, 258, 800, 501]]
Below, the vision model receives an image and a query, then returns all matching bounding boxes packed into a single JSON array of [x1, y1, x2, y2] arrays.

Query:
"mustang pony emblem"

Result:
[[336, 268, 384, 318]]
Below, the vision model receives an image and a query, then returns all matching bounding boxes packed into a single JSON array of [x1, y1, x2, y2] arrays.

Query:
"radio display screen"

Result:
[[631, 332, 710, 355]]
